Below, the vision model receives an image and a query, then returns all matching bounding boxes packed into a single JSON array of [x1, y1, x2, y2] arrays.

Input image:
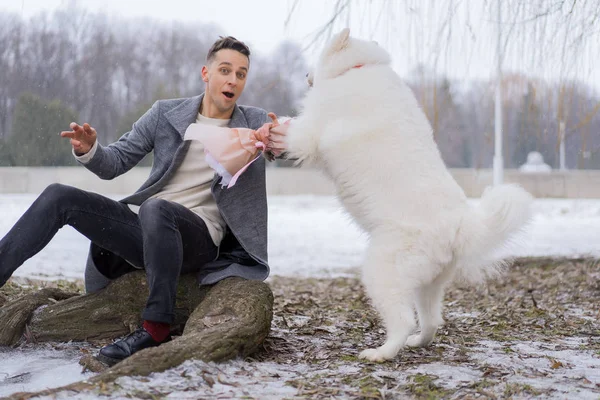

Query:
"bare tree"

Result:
[[284, 0, 600, 169], [0, 6, 309, 164]]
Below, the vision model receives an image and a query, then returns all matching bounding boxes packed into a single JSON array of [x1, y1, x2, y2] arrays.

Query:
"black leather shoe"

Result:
[[97, 327, 170, 366]]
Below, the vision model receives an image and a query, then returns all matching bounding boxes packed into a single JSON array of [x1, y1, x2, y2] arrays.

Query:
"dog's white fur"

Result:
[[285, 28, 534, 362]]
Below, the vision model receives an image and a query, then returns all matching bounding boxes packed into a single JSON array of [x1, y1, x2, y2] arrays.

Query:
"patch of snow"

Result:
[[471, 338, 600, 399], [0, 346, 92, 398], [407, 363, 483, 389], [3, 337, 600, 399]]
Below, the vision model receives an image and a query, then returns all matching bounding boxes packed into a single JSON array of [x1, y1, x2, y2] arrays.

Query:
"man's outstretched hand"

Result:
[[266, 113, 289, 158], [60, 122, 97, 156]]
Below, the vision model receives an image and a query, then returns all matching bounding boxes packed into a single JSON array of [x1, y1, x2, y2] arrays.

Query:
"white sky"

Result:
[[0, 0, 328, 54], [1, 0, 599, 92]]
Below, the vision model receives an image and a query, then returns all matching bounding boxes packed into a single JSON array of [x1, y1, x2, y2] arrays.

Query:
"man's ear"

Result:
[[201, 65, 209, 83], [325, 28, 350, 55]]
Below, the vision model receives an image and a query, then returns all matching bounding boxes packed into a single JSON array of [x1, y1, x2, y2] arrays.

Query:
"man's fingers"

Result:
[[267, 141, 287, 150], [267, 112, 279, 125], [70, 122, 96, 138], [270, 126, 287, 135], [83, 123, 96, 137], [269, 136, 286, 144], [60, 130, 75, 138], [64, 122, 92, 152], [268, 138, 286, 146]]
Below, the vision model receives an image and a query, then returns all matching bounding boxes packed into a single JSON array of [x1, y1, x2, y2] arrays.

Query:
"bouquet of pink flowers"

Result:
[[184, 112, 288, 188]]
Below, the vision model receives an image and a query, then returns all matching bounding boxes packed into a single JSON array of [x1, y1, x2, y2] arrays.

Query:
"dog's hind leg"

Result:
[[358, 245, 423, 362], [405, 268, 452, 348]]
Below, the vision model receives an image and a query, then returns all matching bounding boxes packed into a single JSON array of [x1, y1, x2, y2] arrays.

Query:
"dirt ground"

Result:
[[258, 257, 600, 399], [1, 257, 599, 399]]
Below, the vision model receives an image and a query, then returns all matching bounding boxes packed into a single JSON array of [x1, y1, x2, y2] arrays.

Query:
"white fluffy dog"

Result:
[[283, 28, 533, 362]]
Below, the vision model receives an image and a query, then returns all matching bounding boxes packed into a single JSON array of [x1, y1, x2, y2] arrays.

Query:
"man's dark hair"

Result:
[[206, 36, 251, 64]]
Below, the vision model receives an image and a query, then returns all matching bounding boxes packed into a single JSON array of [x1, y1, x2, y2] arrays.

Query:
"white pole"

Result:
[[559, 121, 566, 170], [493, 1, 504, 186]]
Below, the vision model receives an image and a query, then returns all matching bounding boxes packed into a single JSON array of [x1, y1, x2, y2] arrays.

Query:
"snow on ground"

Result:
[[469, 338, 600, 400], [18, 337, 600, 400], [1, 194, 600, 282], [1, 194, 599, 398], [0, 344, 95, 398]]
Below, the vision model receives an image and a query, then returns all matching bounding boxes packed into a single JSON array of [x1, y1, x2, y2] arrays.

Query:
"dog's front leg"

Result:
[[284, 115, 322, 167]]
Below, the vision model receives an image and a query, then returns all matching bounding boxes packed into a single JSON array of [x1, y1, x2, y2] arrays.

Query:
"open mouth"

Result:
[[222, 91, 234, 99]]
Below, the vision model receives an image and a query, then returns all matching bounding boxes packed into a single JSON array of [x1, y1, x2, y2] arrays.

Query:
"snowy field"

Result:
[[0, 194, 599, 398], [1, 194, 600, 282]]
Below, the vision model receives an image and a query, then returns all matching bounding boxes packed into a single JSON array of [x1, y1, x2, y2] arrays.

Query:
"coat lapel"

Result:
[[228, 103, 249, 129], [165, 94, 203, 139]]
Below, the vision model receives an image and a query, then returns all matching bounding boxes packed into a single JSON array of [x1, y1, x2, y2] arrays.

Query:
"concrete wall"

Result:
[[0, 167, 152, 195], [1, 166, 599, 198]]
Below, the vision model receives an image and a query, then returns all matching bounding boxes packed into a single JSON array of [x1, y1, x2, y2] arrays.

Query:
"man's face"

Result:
[[202, 49, 249, 114]]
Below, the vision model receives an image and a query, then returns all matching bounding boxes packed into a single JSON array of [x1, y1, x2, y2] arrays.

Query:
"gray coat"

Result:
[[82, 93, 271, 291]]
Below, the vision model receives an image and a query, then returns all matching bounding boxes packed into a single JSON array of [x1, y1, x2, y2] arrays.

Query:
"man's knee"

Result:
[[41, 183, 81, 204], [138, 198, 174, 227]]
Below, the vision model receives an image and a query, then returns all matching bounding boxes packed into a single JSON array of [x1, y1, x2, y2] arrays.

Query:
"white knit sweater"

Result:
[[76, 113, 229, 246]]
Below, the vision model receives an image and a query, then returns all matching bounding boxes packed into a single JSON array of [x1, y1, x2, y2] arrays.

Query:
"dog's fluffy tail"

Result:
[[454, 183, 534, 284]]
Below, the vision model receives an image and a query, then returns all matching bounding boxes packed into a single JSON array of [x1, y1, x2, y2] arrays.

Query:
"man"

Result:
[[0, 36, 282, 365]]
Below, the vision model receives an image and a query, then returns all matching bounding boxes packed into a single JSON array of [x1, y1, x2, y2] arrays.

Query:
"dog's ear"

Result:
[[326, 28, 350, 55]]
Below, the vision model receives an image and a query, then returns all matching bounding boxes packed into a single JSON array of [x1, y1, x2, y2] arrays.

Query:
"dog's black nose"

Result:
[[306, 73, 309, 77]]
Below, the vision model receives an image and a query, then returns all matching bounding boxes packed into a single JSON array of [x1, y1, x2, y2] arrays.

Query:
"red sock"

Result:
[[143, 320, 170, 342]]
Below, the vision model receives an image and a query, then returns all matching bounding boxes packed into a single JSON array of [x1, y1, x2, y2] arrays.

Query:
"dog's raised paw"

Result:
[[358, 348, 393, 362]]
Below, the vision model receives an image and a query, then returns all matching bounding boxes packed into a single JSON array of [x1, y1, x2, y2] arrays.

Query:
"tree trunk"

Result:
[[0, 288, 78, 346], [28, 271, 206, 344], [98, 276, 274, 381], [0, 273, 273, 400]]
